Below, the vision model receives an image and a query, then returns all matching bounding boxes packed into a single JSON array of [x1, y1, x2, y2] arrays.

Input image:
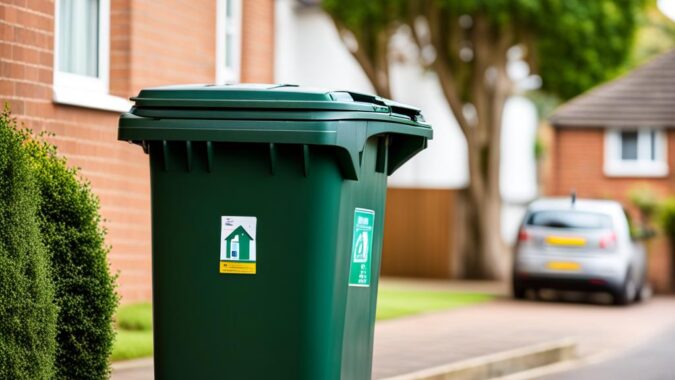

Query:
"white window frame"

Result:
[[216, 0, 242, 84], [604, 128, 668, 177], [53, 0, 131, 112]]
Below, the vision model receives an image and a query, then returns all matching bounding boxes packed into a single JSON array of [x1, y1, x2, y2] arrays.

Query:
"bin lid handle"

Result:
[[333, 91, 424, 123]]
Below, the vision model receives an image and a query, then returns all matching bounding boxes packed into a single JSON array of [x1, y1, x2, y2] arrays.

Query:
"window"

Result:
[[527, 211, 612, 230], [605, 128, 668, 177], [53, 0, 130, 112], [216, 0, 242, 84]]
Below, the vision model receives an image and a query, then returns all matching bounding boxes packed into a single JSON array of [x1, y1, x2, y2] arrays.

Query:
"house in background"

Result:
[[1, 0, 275, 302], [547, 49, 675, 292]]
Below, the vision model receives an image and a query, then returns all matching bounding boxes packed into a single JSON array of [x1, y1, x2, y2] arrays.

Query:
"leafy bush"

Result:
[[26, 133, 118, 379], [658, 198, 675, 238], [629, 185, 659, 222], [628, 185, 659, 240], [0, 108, 57, 379]]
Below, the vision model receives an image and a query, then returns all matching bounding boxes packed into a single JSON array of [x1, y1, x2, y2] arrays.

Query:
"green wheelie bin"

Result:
[[118, 84, 432, 379]]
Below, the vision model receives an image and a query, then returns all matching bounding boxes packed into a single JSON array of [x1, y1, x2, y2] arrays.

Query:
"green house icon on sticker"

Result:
[[224, 225, 254, 261]]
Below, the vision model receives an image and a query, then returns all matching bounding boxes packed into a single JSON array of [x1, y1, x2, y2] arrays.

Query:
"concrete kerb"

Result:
[[381, 339, 577, 380]]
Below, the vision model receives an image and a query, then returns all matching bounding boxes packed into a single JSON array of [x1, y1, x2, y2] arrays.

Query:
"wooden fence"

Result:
[[381, 188, 457, 278]]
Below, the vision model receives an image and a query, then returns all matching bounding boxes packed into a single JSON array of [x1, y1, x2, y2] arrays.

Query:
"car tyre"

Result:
[[633, 278, 646, 303], [512, 282, 527, 300], [613, 272, 637, 306]]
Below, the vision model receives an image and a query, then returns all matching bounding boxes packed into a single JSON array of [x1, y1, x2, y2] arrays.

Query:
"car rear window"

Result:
[[526, 211, 612, 229]]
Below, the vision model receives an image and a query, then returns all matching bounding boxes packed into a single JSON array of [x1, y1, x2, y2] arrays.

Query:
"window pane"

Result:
[[226, 0, 233, 18], [58, 0, 99, 77], [620, 130, 638, 160], [650, 130, 656, 161], [225, 34, 233, 68], [527, 211, 612, 230]]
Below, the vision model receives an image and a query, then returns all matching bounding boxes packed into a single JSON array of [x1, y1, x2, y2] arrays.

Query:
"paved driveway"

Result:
[[112, 293, 675, 380], [543, 326, 675, 380]]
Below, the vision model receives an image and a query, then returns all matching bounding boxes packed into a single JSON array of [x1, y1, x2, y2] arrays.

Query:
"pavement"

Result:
[[111, 279, 675, 380], [540, 327, 675, 380]]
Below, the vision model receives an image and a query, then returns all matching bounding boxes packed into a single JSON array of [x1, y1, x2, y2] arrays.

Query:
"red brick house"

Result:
[[1, 0, 275, 302], [547, 49, 675, 292]]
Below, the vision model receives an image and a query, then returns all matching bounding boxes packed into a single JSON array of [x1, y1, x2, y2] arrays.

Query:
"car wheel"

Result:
[[633, 278, 646, 303], [613, 272, 637, 306], [512, 282, 527, 300]]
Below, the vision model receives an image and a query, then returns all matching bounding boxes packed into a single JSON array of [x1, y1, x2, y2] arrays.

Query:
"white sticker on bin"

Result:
[[219, 216, 257, 275]]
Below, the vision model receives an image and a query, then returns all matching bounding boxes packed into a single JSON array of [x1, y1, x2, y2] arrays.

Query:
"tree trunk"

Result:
[[454, 183, 508, 280]]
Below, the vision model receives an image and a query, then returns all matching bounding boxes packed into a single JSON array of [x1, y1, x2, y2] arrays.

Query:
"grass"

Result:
[[111, 302, 153, 361], [376, 288, 492, 320], [110, 287, 491, 361], [111, 329, 154, 361]]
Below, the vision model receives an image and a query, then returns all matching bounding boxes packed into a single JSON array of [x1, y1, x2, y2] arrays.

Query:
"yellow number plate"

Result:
[[546, 236, 586, 247], [547, 261, 581, 271]]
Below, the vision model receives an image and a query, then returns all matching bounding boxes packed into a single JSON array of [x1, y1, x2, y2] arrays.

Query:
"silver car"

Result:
[[513, 197, 647, 305]]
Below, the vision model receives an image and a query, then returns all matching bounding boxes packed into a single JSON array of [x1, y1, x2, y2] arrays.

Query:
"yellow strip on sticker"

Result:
[[220, 261, 256, 275]]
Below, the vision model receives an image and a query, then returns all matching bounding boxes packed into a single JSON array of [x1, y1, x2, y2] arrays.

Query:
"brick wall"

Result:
[[1, 0, 275, 302], [548, 127, 674, 291], [549, 128, 675, 201], [241, 0, 275, 83]]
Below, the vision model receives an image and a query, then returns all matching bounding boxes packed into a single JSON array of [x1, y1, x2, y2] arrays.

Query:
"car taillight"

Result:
[[518, 228, 530, 242], [599, 231, 617, 249]]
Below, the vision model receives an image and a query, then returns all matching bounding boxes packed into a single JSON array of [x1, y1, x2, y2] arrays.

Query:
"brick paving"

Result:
[[111, 282, 675, 380]]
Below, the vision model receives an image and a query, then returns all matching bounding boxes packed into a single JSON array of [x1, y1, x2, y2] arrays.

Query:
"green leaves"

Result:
[[535, 0, 644, 99], [0, 107, 57, 380], [26, 122, 119, 380], [323, 0, 644, 100], [0, 107, 118, 380]]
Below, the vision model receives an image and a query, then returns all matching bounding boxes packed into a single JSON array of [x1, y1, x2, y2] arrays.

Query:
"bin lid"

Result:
[[128, 83, 428, 123], [119, 84, 432, 179]]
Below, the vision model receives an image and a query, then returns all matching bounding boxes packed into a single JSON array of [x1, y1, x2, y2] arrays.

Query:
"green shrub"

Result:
[[0, 108, 57, 379], [26, 132, 119, 379], [629, 185, 659, 222], [658, 198, 675, 237]]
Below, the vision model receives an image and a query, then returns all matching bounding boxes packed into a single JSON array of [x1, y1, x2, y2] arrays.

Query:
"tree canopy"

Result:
[[324, 0, 644, 101]]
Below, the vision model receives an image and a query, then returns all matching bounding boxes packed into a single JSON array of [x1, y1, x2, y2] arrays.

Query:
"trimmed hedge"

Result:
[[27, 132, 119, 379], [659, 198, 675, 237], [0, 108, 57, 379]]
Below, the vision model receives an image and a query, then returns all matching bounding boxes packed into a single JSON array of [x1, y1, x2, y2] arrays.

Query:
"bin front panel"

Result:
[[148, 134, 389, 380]]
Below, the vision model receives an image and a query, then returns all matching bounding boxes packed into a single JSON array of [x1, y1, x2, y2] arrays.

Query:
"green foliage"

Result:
[[659, 198, 675, 237], [323, 0, 645, 101], [0, 107, 57, 379], [629, 185, 659, 221], [322, 0, 403, 32], [533, 136, 545, 161], [627, 0, 675, 69], [534, 0, 645, 99], [25, 132, 118, 379]]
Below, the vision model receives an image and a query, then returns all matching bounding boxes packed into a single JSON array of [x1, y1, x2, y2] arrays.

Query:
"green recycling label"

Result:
[[349, 208, 375, 287]]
